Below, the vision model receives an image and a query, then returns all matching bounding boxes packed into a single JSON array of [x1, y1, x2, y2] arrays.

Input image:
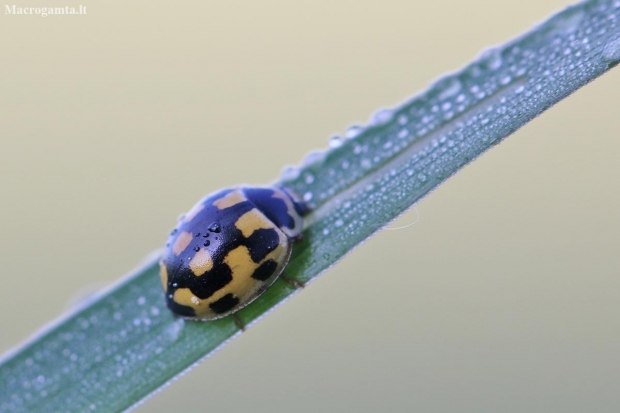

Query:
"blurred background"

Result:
[[1, 0, 619, 412]]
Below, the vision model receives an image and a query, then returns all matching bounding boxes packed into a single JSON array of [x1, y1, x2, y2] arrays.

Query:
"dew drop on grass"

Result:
[[370, 108, 394, 125], [302, 150, 326, 167], [328, 136, 343, 148], [441, 78, 463, 99], [345, 125, 363, 139], [480, 48, 503, 70], [163, 319, 184, 342], [281, 165, 300, 181]]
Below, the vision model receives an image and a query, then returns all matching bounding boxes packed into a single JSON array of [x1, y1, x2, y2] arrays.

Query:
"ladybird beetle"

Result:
[[160, 186, 308, 320]]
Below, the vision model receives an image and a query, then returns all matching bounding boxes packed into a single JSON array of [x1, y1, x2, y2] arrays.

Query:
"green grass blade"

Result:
[[1, 1, 619, 411]]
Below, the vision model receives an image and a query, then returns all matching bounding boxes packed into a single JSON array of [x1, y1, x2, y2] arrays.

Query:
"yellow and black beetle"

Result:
[[160, 186, 307, 320]]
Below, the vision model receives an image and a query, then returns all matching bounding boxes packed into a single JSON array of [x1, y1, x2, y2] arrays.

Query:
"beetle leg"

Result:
[[233, 314, 246, 331], [280, 273, 305, 289]]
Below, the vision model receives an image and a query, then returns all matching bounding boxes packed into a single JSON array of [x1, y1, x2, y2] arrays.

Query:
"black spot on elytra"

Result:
[[190, 264, 233, 299], [251, 259, 278, 281], [246, 228, 279, 262], [209, 293, 240, 314]]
